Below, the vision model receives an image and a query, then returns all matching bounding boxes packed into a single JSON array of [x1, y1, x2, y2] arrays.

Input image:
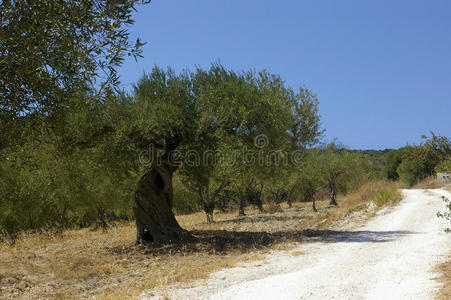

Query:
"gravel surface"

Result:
[[143, 189, 451, 300]]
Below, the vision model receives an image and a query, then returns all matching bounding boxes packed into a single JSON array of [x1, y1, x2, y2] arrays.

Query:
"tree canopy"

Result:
[[1, 0, 150, 116]]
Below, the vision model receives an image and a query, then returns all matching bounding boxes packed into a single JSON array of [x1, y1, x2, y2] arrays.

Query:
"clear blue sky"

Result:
[[119, 0, 451, 150]]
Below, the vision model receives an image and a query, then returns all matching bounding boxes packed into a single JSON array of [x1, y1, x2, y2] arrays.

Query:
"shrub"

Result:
[[397, 158, 425, 187], [435, 160, 451, 173], [384, 150, 402, 180], [172, 176, 201, 215], [397, 133, 451, 187], [437, 196, 451, 233], [371, 184, 402, 206]]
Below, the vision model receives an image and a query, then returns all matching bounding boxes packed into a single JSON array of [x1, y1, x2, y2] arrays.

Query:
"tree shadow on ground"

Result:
[[111, 229, 419, 256], [213, 214, 311, 224]]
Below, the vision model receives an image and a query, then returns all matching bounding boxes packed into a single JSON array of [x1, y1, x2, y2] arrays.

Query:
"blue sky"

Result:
[[119, 0, 451, 149]]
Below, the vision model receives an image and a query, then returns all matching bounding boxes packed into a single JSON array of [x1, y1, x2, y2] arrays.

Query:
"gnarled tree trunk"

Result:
[[133, 161, 184, 245]]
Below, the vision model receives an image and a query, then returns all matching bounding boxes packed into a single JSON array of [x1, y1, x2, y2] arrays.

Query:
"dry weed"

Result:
[[0, 180, 396, 299], [412, 176, 443, 189], [290, 251, 306, 256], [433, 253, 451, 300]]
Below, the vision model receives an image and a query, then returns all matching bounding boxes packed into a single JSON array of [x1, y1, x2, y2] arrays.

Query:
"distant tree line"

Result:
[[383, 133, 451, 186]]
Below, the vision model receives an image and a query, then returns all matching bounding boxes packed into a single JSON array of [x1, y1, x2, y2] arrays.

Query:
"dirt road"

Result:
[[143, 189, 451, 299]]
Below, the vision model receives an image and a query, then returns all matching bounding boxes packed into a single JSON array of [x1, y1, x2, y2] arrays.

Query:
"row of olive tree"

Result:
[[1, 0, 152, 240], [0, 62, 372, 241], [0, 63, 323, 241], [0, 0, 372, 243]]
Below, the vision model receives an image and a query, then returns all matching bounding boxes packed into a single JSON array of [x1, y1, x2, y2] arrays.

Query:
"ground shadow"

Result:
[[110, 229, 419, 256], [213, 214, 310, 224], [299, 229, 419, 243]]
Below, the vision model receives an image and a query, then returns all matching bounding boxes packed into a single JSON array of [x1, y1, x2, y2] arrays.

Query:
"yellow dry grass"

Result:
[[0, 180, 398, 299], [434, 253, 451, 300], [290, 250, 306, 256], [434, 183, 451, 299], [412, 176, 444, 189]]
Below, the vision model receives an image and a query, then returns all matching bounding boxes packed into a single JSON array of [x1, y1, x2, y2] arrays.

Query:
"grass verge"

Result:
[[0, 180, 398, 299]]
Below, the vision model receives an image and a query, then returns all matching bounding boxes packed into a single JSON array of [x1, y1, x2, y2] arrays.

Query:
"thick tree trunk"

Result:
[[133, 161, 184, 245], [329, 181, 338, 206]]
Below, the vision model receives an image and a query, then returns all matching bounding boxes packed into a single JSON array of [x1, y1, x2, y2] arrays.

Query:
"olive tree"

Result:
[[1, 0, 150, 117], [131, 65, 323, 242], [295, 149, 326, 211], [318, 143, 367, 206]]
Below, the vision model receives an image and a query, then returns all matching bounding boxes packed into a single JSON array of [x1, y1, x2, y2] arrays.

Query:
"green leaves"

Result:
[[130, 64, 324, 208], [0, 61, 325, 235], [397, 133, 451, 186], [437, 196, 451, 233], [0, 0, 151, 116]]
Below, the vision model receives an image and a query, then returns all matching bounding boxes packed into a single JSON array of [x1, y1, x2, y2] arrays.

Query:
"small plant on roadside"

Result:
[[371, 185, 402, 207], [437, 196, 451, 233]]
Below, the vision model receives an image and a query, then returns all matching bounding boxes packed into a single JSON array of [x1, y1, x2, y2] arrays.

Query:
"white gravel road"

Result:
[[143, 189, 451, 300]]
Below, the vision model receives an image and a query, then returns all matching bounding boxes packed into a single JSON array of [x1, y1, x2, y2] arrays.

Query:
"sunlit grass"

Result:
[[0, 180, 398, 299]]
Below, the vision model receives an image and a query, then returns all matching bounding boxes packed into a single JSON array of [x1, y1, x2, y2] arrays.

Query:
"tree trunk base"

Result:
[[133, 163, 184, 245], [205, 211, 214, 223]]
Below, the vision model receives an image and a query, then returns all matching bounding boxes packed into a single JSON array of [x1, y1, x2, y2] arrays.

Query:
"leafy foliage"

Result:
[[397, 133, 451, 186], [435, 160, 451, 173], [437, 196, 451, 233], [0, 63, 326, 235], [0, 0, 150, 116], [371, 184, 401, 207], [384, 149, 402, 180], [1, 0, 427, 237]]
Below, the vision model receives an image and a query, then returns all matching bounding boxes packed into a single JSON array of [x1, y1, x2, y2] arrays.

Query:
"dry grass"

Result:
[[434, 253, 451, 300], [434, 183, 451, 299], [0, 180, 396, 299], [412, 176, 443, 189], [290, 250, 306, 256]]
